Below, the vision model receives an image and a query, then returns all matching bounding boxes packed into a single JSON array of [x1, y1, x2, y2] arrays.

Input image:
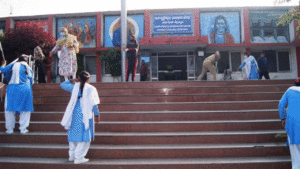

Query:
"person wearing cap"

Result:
[[50, 27, 79, 81], [60, 71, 100, 164], [0, 55, 34, 134], [237, 52, 259, 80], [197, 51, 221, 81], [278, 78, 300, 169]]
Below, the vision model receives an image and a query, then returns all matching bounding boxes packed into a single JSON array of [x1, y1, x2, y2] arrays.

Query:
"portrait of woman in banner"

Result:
[[57, 18, 96, 48], [111, 18, 134, 47], [105, 15, 144, 47]]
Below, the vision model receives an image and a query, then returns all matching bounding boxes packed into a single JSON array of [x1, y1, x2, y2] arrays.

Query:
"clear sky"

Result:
[[0, 0, 299, 18]]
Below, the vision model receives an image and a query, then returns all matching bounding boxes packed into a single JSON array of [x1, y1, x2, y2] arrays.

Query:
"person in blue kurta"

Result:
[[237, 52, 259, 80], [278, 78, 300, 169], [0, 55, 34, 134], [60, 71, 100, 164]]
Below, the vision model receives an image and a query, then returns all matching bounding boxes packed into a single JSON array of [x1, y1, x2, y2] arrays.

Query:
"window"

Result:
[[251, 50, 290, 72], [249, 10, 290, 43], [231, 52, 242, 72], [278, 51, 290, 71], [84, 56, 97, 75], [217, 51, 229, 73]]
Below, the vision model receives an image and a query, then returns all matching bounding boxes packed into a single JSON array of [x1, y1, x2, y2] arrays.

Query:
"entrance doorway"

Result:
[[158, 57, 187, 81], [150, 51, 195, 81]]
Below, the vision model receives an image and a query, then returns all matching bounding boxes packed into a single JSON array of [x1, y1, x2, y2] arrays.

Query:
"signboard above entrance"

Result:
[[152, 13, 193, 35]]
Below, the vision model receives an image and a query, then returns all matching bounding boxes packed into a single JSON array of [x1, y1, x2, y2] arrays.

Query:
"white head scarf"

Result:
[[61, 82, 100, 130]]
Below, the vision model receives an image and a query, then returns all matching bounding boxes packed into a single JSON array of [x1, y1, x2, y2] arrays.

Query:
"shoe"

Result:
[[74, 158, 89, 164], [20, 129, 29, 134], [69, 157, 75, 162], [5, 130, 13, 134]]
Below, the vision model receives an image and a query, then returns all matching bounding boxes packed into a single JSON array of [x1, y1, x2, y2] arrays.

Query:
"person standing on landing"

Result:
[[126, 36, 139, 82], [237, 52, 259, 80], [60, 71, 100, 164], [257, 52, 270, 80], [50, 27, 79, 81]]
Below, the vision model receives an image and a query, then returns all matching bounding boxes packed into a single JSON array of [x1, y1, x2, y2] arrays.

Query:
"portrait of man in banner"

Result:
[[210, 15, 234, 44], [201, 12, 240, 44]]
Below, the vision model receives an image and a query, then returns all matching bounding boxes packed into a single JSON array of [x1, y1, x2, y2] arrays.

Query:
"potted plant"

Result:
[[99, 48, 121, 82]]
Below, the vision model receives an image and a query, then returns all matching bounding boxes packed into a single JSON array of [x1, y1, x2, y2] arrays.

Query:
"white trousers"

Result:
[[288, 136, 300, 169], [5, 111, 31, 132], [69, 142, 91, 160]]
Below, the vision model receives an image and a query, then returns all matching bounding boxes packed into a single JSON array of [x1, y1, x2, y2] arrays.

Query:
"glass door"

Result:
[[150, 56, 158, 81], [187, 52, 195, 81]]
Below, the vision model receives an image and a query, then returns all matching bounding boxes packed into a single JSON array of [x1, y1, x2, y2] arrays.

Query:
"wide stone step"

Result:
[[4, 110, 278, 122], [31, 79, 294, 90], [32, 85, 290, 96], [0, 130, 286, 144], [0, 156, 292, 169], [0, 143, 289, 159], [33, 92, 284, 104], [0, 119, 283, 132], [32, 100, 279, 111]]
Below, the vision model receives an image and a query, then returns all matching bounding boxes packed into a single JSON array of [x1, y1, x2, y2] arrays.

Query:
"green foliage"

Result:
[[277, 7, 300, 37], [99, 47, 121, 76]]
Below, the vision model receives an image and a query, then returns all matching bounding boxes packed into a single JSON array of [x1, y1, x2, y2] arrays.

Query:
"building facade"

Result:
[[0, 6, 299, 82]]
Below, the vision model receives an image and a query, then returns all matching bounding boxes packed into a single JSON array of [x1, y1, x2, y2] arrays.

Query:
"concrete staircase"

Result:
[[0, 80, 293, 169]]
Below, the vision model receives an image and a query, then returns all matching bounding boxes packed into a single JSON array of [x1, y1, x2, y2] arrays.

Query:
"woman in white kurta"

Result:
[[237, 52, 259, 80], [0, 56, 33, 134], [60, 71, 100, 164], [241, 55, 249, 80], [51, 27, 79, 81], [278, 78, 300, 169]]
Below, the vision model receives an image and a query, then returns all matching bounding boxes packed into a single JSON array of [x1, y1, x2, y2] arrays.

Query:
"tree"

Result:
[[276, 0, 300, 37], [2, 25, 56, 67]]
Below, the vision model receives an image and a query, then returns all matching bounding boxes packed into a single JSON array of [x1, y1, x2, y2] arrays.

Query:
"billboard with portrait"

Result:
[[0, 21, 5, 38], [57, 17, 96, 48], [249, 10, 289, 43], [15, 20, 48, 32], [200, 12, 240, 44], [104, 15, 144, 47]]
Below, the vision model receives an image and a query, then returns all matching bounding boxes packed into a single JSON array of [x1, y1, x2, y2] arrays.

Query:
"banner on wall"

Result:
[[249, 11, 289, 43], [152, 13, 193, 34], [200, 12, 240, 44], [15, 20, 48, 32], [57, 17, 96, 48], [104, 15, 144, 47], [0, 21, 5, 38]]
